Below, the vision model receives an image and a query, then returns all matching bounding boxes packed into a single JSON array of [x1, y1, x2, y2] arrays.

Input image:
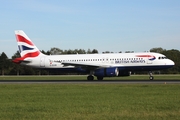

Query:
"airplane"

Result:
[[12, 30, 175, 80]]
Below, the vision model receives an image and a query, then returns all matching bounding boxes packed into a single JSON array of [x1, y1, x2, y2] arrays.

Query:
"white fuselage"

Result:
[[21, 52, 174, 72]]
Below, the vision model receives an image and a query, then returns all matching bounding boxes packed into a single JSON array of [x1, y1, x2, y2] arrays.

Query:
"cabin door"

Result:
[[40, 57, 45, 67]]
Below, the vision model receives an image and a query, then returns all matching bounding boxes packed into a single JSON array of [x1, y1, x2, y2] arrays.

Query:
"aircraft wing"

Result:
[[61, 61, 123, 69]]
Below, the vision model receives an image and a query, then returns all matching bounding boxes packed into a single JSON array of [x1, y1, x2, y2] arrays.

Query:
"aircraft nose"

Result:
[[168, 60, 175, 66]]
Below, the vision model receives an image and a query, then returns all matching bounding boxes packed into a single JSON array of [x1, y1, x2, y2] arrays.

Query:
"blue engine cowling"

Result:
[[94, 67, 119, 77]]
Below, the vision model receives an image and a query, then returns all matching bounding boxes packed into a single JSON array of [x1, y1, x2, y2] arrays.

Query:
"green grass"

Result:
[[0, 84, 180, 120], [0, 74, 180, 80]]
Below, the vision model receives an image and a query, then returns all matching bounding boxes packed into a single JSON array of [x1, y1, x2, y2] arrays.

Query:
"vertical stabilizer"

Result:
[[13, 30, 44, 64], [15, 30, 40, 57]]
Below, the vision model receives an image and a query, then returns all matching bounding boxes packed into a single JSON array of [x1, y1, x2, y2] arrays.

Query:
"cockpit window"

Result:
[[158, 56, 168, 59]]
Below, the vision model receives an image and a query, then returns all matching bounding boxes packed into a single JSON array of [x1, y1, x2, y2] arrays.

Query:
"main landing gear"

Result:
[[87, 71, 94, 80], [87, 75, 94, 80], [87, 75, 104, 80], [149, 71, 154, 80]]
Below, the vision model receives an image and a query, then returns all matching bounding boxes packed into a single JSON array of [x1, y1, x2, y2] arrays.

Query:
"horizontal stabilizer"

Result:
[[12, 58, 31, 64]]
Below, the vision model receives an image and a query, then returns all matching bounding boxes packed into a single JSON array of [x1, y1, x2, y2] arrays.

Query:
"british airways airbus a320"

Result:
[[12, 30, 175, 80]]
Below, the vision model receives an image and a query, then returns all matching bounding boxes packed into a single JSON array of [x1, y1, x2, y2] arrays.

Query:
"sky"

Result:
[[0, 0, 180, 58]]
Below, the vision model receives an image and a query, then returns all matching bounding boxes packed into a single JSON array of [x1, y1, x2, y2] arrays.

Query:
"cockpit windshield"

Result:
[[158, 56, 168, 59]]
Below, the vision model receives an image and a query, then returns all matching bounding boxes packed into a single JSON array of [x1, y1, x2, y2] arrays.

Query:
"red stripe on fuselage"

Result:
[[136, 55, 153, 57], [16, 35, 34, 46]]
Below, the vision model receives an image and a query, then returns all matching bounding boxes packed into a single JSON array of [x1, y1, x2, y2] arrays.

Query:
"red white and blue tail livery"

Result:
[[13, 30, 45, 64], [13, 30, 175, 80]]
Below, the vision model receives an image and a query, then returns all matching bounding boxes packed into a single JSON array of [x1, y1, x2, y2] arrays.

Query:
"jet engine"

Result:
[[94, 67, 119, 77]]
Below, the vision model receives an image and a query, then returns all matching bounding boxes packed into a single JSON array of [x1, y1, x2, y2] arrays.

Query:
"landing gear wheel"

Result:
[[87, 75, 94, 81], [149, 76, 154, 80], [97, 76, 103, 80], [149, 71, 154, 80]]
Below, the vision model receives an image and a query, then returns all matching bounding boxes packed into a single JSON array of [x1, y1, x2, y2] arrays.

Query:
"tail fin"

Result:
[[15, 30, 40, 57], [13, 30, 44, 64]]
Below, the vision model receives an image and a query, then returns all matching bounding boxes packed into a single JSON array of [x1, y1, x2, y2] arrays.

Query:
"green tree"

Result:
[[78, 49, 86, 54], [66, 49, 73, 54], [11, 51, 21, 75], [50, 47, 63, 55], [102, 51, 110, 54], [0, 52, 9, 75], [41, 50, 51, 55], [87, 49, 92, 54], [92, 49, 98, 54], [150, 47, 166, 53]]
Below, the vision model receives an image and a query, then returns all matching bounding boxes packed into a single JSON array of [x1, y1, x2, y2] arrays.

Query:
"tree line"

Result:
[[0, 47, 179, 75]]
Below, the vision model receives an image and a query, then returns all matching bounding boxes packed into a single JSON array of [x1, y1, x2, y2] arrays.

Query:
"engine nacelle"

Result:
[[94, 67, 119, 77]]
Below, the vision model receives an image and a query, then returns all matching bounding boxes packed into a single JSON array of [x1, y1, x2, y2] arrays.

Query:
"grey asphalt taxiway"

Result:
[[0, 80, 180, 84]]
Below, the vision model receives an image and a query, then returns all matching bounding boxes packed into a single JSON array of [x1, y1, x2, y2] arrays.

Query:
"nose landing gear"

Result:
[[149, 71, 154, 80]]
